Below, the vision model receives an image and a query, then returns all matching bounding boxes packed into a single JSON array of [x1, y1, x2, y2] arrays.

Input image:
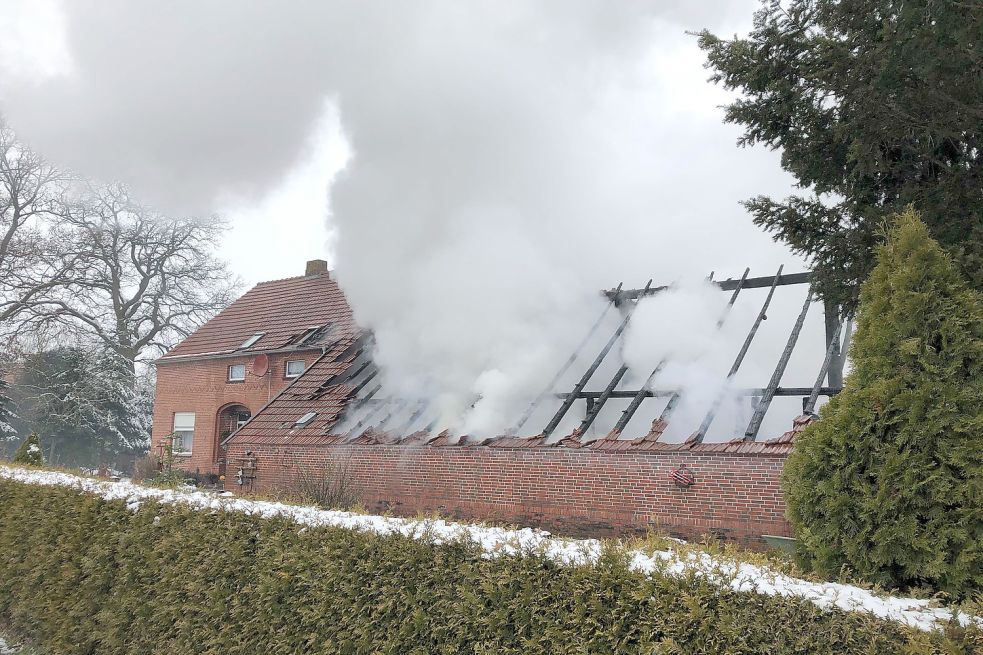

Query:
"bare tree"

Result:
[[0, 118, 80, 444], [32, 183, 239, 370], [0, 121, 237, 458], [0, 119, 77, 336]]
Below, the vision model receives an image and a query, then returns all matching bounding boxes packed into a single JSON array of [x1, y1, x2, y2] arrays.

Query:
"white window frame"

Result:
[[285, 359, 305, 378], [172, 412, 195, 455], [228, 363, 246, 382], [238, 332, 265, 349], [235, 411, 251, 430]]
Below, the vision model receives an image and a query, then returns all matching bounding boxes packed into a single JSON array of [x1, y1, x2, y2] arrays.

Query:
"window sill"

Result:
[[226, 379, 245, 384], [172, 452, 193, 457]]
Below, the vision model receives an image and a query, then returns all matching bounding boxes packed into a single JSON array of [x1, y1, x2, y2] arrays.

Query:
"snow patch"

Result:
[[0, 465, 976, 633]]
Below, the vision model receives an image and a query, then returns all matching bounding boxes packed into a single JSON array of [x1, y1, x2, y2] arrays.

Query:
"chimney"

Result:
[[305, 259, 328, 276]]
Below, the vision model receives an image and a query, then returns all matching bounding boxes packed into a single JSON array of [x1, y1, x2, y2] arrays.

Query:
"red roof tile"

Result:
[[230, 344, 797, 453], [486, 435, 548, 449], [161, 272, 358, 360], [225, 334, 367, 445]]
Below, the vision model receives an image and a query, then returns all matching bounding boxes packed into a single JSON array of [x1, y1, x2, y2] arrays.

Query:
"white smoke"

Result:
[[0, 1, 829, 439], [621, 278, 765, 441]]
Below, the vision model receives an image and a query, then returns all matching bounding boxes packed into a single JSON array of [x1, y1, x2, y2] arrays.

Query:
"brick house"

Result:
[[150, 259, 359, 479]]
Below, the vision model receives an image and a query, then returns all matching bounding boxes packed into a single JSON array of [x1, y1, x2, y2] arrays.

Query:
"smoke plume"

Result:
[[0, 1, 827, 439]]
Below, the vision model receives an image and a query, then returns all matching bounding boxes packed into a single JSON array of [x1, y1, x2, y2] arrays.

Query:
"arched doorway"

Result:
[[216, 404, 251, 476]]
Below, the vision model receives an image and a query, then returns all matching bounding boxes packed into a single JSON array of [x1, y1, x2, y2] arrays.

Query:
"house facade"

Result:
[[150, 259, 358, 480]]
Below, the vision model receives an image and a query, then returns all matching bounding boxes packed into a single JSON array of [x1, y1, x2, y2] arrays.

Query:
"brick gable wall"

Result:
[[224, 440, 792, 548], [152, 351, 323, 475]]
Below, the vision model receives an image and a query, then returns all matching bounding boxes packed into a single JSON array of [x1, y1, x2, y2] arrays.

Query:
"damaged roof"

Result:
[[160, 270, 358, 361], [226, 335, 368, 444], [222, 266, 824, 450], [227, 333, 797, 454]]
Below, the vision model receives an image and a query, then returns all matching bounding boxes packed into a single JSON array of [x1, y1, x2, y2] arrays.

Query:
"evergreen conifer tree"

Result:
[[0, 373, 15, 444], [13, 432, 45, 466], [783, 209, 983, 598], [699, 0, 983, 310]]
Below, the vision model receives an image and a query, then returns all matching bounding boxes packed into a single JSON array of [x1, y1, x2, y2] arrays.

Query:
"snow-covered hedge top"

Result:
[[0, 465, 976, 633]]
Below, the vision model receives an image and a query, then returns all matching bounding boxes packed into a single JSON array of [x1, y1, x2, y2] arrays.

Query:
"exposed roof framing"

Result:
[[539, 267, 845, 444]]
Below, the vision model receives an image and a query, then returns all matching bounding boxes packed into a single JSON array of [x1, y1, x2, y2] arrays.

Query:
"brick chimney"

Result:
[[305, 259, 328, 276]]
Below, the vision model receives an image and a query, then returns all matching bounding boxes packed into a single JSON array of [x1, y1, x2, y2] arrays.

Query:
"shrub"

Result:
[[182, 470, 220, 488], [130, 453, 159, 483], [11, 433, 44, 467], [0, 475, 977, 654], [290, 459, 360, 510], [783, 209, 983, 598]]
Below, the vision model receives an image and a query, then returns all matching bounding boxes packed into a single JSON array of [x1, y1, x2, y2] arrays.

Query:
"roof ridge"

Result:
[[253, 271, 333, 286]]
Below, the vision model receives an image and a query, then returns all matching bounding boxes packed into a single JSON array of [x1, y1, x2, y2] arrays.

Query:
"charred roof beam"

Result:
[[692, 266, 784, 443], [557, 387, 841, 400], [607, 270, 811, 303], [511, 283, 623, 433], [542, 279, 652, 438], [744, 287, 814, 441]]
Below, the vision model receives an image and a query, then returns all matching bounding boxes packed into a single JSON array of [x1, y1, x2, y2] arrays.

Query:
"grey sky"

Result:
[[0, 0, 797, 283], [0, 1, 827, 438]]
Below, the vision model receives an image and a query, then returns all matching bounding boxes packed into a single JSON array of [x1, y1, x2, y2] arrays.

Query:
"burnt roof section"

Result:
[[224, 333, 366, 444], [226, 333, 797, 454], [160, 272, 358, 361]]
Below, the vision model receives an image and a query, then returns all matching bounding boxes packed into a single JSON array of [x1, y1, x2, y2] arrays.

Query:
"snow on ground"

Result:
[[0, 465, 977, 633]]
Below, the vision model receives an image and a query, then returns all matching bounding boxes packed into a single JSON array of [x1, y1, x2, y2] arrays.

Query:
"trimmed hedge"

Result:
[[0, 479, 978, 654]]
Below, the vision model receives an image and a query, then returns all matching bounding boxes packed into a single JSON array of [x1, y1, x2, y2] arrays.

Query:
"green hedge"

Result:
[[0, 479, 977, 654]]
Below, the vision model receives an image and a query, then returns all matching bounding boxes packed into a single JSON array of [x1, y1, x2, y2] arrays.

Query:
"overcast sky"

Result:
[[0, 0, 799, 285], [0, 1, 826, 438]]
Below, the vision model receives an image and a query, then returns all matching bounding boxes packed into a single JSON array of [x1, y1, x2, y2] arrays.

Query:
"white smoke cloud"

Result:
[[0, 1, 831, 439], [622, 278, 763, 441]]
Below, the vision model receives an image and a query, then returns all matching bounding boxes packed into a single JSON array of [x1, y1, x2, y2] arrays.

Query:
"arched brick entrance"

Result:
[[215, 404, 251, 477]]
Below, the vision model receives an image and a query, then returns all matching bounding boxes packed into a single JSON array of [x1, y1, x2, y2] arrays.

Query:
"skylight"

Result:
[[294, 411, 317, 427], [239, 332, 265, 349]]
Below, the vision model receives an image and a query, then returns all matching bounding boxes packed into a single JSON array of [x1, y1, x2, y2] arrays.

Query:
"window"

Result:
[[228, 364, 246, 381], [235, 410, 251, 430], [285, 359, 305, 378], [219, 405, 251, 437], [238, 332, 265, 350], [294, 411, 317, 427], [172, 412, 195, 454]]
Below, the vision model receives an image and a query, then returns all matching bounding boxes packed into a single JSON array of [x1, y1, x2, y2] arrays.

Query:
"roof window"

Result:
[[238, 332, 265, 350], [294, 411, 317, 427]]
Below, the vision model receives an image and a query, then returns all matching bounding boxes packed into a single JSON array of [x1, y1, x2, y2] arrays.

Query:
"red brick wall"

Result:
[[224, 441, 792, 548], [151, 351, 322, 475]]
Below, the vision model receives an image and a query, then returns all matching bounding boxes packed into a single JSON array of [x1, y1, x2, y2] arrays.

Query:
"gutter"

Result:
[[157, 344, 324, 365]]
